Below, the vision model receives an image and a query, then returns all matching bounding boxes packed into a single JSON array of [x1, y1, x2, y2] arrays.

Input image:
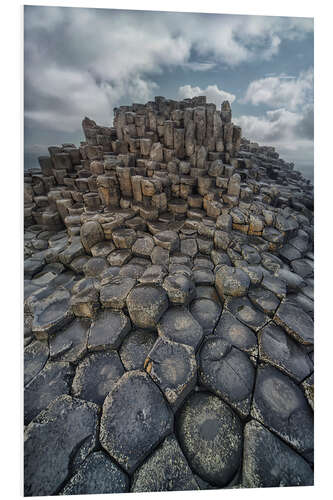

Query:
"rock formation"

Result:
[[24, 96, 314, 495]]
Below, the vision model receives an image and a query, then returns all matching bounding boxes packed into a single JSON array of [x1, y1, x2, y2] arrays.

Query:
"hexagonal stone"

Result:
[[112, 228, 137, 249], [139, 264, 167, 285], [24, 361, 74, 424], [70, 279, 100, 319], [241, 245, 261, 264], [258, 323, 313, 382], [70, 255, 90, 274], [158, 306, 204, 351], [90, 240, 115, 258], [169, 263, 192, 278], [24, 395, 99, 497], [214, 311, 258, 358], [302, 373, 314, 410], [83, 257, 109, 277], [225, 296, 269, 332], [242, 420, 313, 487], [119, 329, 158, 371], [275, 268, 306, 292], [261, 252, 284, 273], [32, 288, 74, 339], [87, 310, 130, 351], [60, 451, 129, 495], [234, 261, 263, 286], [107, 249, 131, 266], [261, 274, 286, 299], [126, 285, 169, 329], [145, 337, 197, 410], [274, 300, 314, 345], [72, 351, 125, 405], [24, 340, 49, 386], [131, 434, 199, 492], [151, 245, 169, 265], [100, 371, 173, 474], [180, 238, 198, 258], [100, 276, 136, 309], [192, 268, 215, 285], [291, 258, 313, 278], [153, 230, 179, 252], [118, 262, 145, 279], [199, 337, 255, 417], [100, 266, 121, 284], [189, 298, 222, 335], [176, 391, 243, 487], [251, 364, 313, 461], [132, 236, 155, 258], [49, 318, 90, 363], [215, 265, 250, 299], [163, 273, 196, 305], [248, 287, 280, 316]]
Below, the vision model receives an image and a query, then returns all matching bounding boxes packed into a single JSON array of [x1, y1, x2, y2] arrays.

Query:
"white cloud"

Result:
[[243, 68, 313, 110], [178, 84, 236, 107]]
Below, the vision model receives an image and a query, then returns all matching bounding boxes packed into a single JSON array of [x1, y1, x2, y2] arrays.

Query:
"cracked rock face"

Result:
[[24, 96, 314, 494], [100, 371, 174, 474]]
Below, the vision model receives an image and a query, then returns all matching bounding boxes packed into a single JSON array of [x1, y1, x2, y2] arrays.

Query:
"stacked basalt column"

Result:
[[24, 96, 245, 234]]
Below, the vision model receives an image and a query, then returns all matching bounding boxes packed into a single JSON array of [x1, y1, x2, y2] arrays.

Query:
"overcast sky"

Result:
[[24, 6, 314, 179]]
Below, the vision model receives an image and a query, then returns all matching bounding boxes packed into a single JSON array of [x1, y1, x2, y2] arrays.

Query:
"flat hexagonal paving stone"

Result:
[[132, 236, 155, 258], [199, 337, 255, 417], [225, 296, 269, 332], [87, 310, 131, 351], [83, 257, 109, 277], [158, 306, 204, 351], [258, 322, 313, 382], [291, 258, 313, 278], [100, 371, 173, 474], [190, 298, 222, 335], [49, 318, 90, 363], [153, 230, 179, 252], [90, 240, 115, 258], [119, 329, 158, 371], [261, 274, 287, 300], [214, 311, 258, 358], [32, 288, 74, 339], [215, 265, 250, 299], [72, 351, 125, 406], [176, 391, 243, 487], [107, 249, 131, 266], [248, 287, 280, 316], [118, 263, 145, 280], [126, 285, 169, 329], [145, 337, 197, 410], [24, 340, 49, 386], [192, 268, 215, 286], [251, 364, 314, 461], [139, 265, 167, 285], [163, 273, 196, 305], [131, 434, 199, 492], [100, 276, 136, 309], [242, 419, 314, 487], [274, 300, 314, 345], [60, 451, 129, 495], [24, 395, 99, 497], [24, 361, 74, 424]]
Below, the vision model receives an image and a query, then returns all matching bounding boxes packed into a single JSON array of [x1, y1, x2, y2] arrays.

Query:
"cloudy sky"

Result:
[[24, 6, 314, 179]]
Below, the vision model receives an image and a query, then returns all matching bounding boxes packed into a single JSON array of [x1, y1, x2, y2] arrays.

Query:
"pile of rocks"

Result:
[[24, 96, 314, 496]]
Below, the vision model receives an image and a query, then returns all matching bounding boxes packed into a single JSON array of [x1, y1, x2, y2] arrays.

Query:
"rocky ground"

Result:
[[24, 97, 314, 495]]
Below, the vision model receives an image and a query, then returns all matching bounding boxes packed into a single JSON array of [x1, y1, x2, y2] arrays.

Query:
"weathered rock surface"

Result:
[[119, 329, 158, 370], [87, 309, 130, 350], [158, 306, 204, 350], [126, 285, 169, 328], [100, 371, 173, 474]]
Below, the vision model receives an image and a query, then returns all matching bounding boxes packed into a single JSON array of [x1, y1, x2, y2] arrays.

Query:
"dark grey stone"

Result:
[[145, 337, 197, 410], [83, 256, 109, 277], [119, 329, 158, 370], [258, 322, 313, 382], [100, 371, 173, 474], [242, 420, 314, 487], [274, 300, 314, 345], [72, 351, 124, 405], [251, 364, 313, 461], [192, 268, 215, 285], [215, 311, 258, 358], [163, 273, 196, 305], [49, 318, 90, 362], [24, 361, 74, 424], [176, 391, 243, 487], [100, 276, 136, 309], [24, 340, 49, 386], [158, 306, 204, 350], [199, 337, 255, 417], [225, 296, 269, 332], [131, 434, 199, 492], [215, 265, 250, 299], [190, 298, 222, 334], [87, 310, 131, 351], [60, 451, 129, 495], [248, 287, 280, 316], [126, 284, 169, 328], [24, 395, 99, 497], [32, 288, 74, 340]]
